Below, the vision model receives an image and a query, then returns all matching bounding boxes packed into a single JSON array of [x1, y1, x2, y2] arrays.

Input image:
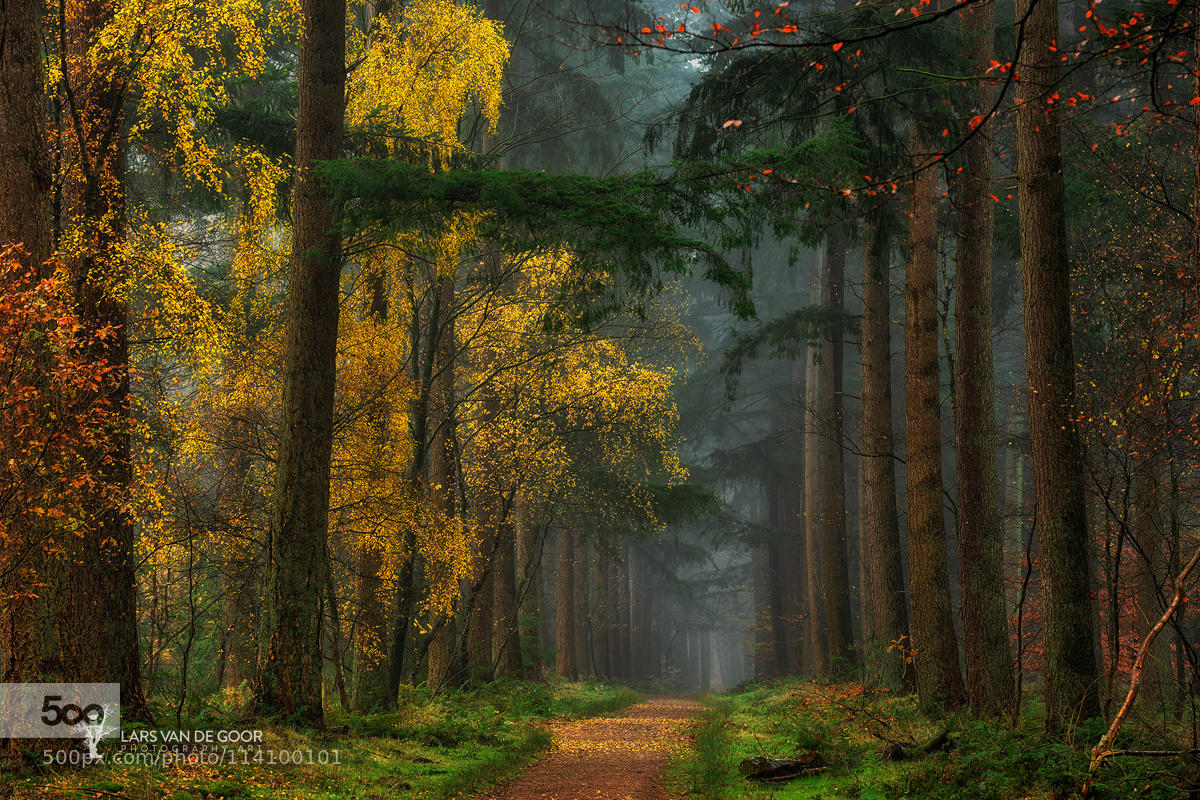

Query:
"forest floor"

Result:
[[482, 696, 699, 800], [0, 681, 640, 800], [668, 680, 1194, 800], [3, 679, 1195, 800]]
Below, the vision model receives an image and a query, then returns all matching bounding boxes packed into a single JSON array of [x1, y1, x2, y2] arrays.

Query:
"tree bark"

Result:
[[493, 510, 524, 677], [752, 543, 778, 677], [593, 556, 612, 677], [804, 260, 830, 676], [574, 537, 591, 675], [0, 0, 58, 691], [555, 529, 577, 679], [821, 232, 856, 677], [256, 0, 345, 723], [424, 278, 459, 688], [860, 215, 913, 692], [58, 0, 148, 721], [221, 542, 260, 688], [904, 146, 966, 713], [353, 542, 388, 707], [355, 270, 390, 708], [0, 0, 51, 270], [466, 384, 501, 682], [615, 542, 632, 679], [781, 369, 809, 674], [954, 0, 1013, 718], [1014, 0, 1100, 732], [387, 301, 426, 695], [515, 496, 544, 678], [1130, 455, 1168, 705]]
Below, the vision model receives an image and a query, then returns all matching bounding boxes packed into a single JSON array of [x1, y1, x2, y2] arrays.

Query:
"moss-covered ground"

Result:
[[0, 680, 640, 800], [667, 680, 1191, 800]]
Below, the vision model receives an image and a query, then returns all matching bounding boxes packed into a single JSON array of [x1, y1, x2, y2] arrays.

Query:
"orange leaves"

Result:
[[0, 247, 126, 537]]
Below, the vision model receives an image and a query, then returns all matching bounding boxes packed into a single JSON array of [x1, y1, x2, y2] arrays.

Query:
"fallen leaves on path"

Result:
[[482, 697, 699, 800]]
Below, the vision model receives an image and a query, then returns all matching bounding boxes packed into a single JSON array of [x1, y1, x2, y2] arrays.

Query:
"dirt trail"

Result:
[[481, 696, 700, 800]]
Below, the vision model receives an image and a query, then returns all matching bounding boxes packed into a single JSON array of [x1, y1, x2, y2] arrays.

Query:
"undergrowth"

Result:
[[669, 680, 1192, 800], [0, 680, 639, 800]]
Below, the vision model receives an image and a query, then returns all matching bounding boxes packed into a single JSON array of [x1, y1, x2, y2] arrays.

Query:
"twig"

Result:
[[1086, 545, 1200, 789]]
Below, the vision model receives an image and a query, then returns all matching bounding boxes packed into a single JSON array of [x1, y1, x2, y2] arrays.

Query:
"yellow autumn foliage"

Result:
[[347, 0, 508, 150]]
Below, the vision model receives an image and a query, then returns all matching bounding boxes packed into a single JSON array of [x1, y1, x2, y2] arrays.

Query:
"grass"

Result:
[[667, 680, 1191, 800], [0, 680, 640, 800]]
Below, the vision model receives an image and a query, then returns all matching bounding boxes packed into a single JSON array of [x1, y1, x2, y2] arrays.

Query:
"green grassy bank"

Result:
[[669, 681, 1190, 800], [0, 680, 640, 800]]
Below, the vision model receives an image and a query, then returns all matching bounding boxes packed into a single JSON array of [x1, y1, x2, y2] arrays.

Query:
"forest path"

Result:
[[480, 695, 700, 800]]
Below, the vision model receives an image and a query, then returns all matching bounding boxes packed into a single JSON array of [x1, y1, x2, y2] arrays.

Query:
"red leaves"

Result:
[[831, 41, 843, 52], [0, 247, 126, 538]]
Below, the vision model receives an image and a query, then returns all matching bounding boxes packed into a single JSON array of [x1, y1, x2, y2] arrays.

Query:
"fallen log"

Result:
[[738, 751, 825, 783]]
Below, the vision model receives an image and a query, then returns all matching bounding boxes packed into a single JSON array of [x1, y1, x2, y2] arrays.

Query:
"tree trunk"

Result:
[[904, 145, 966, 714], [0, 0, 51, 269], [58, 0, 148, 721], [804, 260, 830, 676], [821, 232, 856, 677], [355, 270, 390, 708], [752, 543, 778, 677], [615, 543, 632, 679], [326, 571, 349, 709], [781, 368, 808, 674], [574, 537, 591, 675], [555, 529, 577, 679], [0, 0, 59, 691], [860, 216, 913, 692], [419, 270, 462, 689], [387, 301, 427, 696], [1014, 0, 1100, 732], [954, 0, 1013, 718], [593, 557, 612, 677], [467, 384, 502, 682], [631, 550, 651, 677], [353, 542, 388, 707], [1131, 455, 1169, 705], [256, 0, 345, 723], [493, 510, 524, 677], [515, 497, 544, 679], [782, 530, 809, 675], [605, 554, 621, 678], [221, 544, 260, 688]]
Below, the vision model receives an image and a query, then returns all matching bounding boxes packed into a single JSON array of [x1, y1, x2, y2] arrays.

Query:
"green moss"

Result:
[[668, 680, 1189, 800], [1, 680, 639, 800]]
